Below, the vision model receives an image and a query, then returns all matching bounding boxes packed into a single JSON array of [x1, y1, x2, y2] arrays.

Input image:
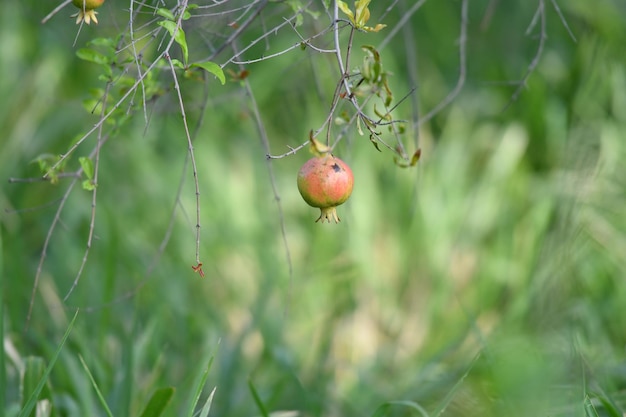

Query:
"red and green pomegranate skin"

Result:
[[72, 0, 105, 8], [297, 154, 354, 223]]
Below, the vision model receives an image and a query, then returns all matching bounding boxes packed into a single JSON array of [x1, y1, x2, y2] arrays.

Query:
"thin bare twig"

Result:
[[26, 179, 79, 329], [166, 53, 202, 265], [206, 0, 271, 62], [503, 0, 546, 111], [63, 83, 110, 302], [41, 0, 72, 24], [231, 18, 335, 65], [550, 0, 577, 42], [266, 142, 309, 159], [239, 64, 294, 314], [400, 0, 420, 149], [129, 0, 150, 125], [162, 0, 203, 266], [8, 172, 80, 183]]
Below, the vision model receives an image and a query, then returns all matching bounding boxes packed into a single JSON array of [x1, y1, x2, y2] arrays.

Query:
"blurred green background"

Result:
[[2, 1, 626, 416]]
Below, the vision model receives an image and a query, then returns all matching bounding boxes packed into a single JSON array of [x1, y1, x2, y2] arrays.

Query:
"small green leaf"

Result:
[[369, 135, 382, 152], [356, 116, 365, 136], [410, 148, 422, 166], [138, 387, 175, 417], [190, 61, 225, 85], [76, 48, 111, 65], [158, 20, 188, 65], [79, 156, 94, 180], [170, 58, 185, 69], [82, 179, 96, 191], [156, 8, 176, 21], [355, 0, 371, 27], [182, 7, 195, 20], [87, 37, 116, 50], [337, 1, 354, 22]]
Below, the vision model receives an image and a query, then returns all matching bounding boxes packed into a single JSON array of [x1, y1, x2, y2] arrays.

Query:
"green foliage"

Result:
[[137, 388, 175, 417], [3, 1, 626, 417], [78, 156, 95, 190], [338, 0, 386, 32], [18, 312, 78, 417], [21, 357, 51, 417]]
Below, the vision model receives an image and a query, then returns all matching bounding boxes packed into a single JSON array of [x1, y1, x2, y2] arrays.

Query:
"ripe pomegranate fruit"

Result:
[[72, 0, 105, 25], [297, 154, 354, 223]]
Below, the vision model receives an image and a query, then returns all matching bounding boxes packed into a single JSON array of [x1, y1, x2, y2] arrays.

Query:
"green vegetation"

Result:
[[2, 1, 626, 416]]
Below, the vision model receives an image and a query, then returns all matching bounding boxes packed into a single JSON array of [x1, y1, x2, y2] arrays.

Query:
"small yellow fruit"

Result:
[[71, 0, 105, 25]]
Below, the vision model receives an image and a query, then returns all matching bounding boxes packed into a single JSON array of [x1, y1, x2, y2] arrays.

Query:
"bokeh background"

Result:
[[2, 1, 626, 416]]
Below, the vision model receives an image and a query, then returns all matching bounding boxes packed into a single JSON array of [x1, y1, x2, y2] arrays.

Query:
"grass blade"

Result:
[[186, 356, 214, 417], [248, 378, 270, 417], [18, 310, 79, 417], [138, 387, 175, 417], [588, 392, 622, 417], [78, 354, 114, 417], [0, 228, 4, 413], [584, 395, 600, 417], [370, 400, 430, 417], [21, 357, 49, 417], [199, 387, 216, 417]]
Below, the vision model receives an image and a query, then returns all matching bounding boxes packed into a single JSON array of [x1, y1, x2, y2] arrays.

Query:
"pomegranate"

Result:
[[297, 154, 354, 223], [72, 0, 105, 25]]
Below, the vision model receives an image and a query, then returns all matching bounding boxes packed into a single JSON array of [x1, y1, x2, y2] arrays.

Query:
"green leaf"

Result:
[[158, 20, 188, 65], [78, 355, 114, 417], [365, 23, 387, 32], [199, 387, 216, 417], [19, 311, 79, 417], [337, 1, 354, 23], [22, 357, 50, 417], [369, 135, 382, 152], [87, 37, 115, 48], [156, 8, 176, 21], [410, 148, 422, 166], [186, 356, 214, 417], [591, 392, 623, 417], [170, 58, 185, 69], [79, 156, 94, 180], [76, 48, 111, 65], [370, 400, 429, 417], [82, 179, 96, 191], [138, 387, 175, 417], [585, 395, 601, 417], [355, 0, 371, 27], [248, 379, 270, 417], [190, 61, 225, 85]]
